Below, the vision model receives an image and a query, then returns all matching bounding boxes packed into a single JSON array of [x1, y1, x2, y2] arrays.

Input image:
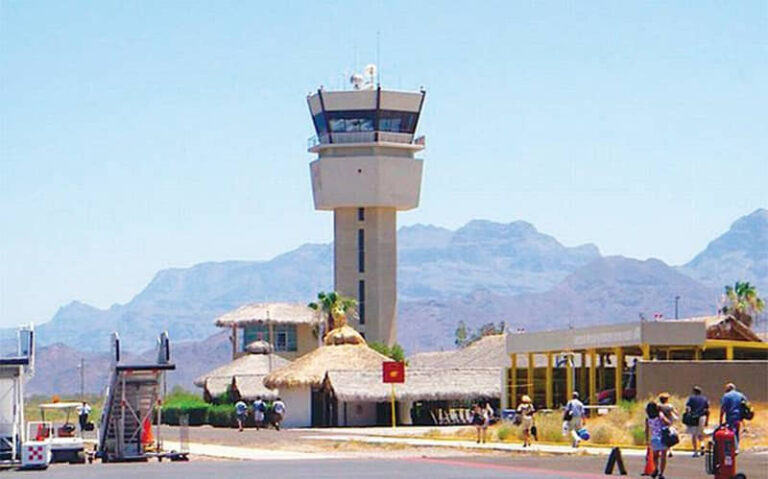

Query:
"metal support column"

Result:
[[641, 343, 650, 360], [527, 353, 535, 402], [510, 354, 517, 408], [726, 345, 734, 361], [565, 352, 573, 401], [614, 347, 624, 405], [579, 352, 587, 399], [588, 349, 597, 407], [545, 353, 553, 409]]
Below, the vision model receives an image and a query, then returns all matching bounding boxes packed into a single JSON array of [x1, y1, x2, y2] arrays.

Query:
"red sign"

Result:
[[382, 361, 405, 383]]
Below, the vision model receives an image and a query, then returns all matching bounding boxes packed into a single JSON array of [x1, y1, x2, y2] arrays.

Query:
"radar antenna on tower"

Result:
[[349, 64, 377, 90]]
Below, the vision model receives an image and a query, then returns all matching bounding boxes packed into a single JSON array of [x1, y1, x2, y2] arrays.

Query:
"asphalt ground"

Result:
[[4, 453, 766, 479]]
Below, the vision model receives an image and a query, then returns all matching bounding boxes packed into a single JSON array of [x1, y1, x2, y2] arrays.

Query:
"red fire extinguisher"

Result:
[[705, 425, 746, 479]]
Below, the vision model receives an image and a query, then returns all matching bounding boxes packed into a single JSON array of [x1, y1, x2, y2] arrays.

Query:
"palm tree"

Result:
[[308, 291, 358, 333], [721, 281, 765, 328]]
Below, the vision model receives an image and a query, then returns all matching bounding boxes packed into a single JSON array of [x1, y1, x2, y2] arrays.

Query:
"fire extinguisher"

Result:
[[705, 425, 746, 479]]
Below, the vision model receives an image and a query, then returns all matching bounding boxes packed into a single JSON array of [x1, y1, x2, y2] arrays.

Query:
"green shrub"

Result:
[[630, 425, 646, 445], [161, 393, 209, 426], [207, 404, 235, 428], [496, 425, 514, 441]]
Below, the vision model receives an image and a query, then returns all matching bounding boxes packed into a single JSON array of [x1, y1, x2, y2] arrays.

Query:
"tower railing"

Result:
[[308, 132, 423, 148]]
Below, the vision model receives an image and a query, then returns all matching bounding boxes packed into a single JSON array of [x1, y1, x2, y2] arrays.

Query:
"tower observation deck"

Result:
[[307, 83, 426, 345]]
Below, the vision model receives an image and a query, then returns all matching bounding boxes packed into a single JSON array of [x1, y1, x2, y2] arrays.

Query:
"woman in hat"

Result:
[[516, 395, 535, 447]]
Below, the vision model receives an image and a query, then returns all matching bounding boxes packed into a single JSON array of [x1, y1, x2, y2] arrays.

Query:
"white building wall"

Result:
[[280, 386, 311, 429]]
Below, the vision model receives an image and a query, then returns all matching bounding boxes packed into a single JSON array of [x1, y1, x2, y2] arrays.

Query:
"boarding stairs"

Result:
[[98, 332, 175, 462]]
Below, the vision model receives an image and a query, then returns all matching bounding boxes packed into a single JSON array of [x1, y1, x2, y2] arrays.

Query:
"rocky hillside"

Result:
[[399, 256, 720, 352], [681, 208, 768, 292], [24, 219, 600, 352]]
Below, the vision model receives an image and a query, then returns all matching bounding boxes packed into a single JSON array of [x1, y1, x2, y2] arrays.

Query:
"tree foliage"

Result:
[[455, 320, 469, 347], [308, 291, 358, 331], [455, 321, 505, 348], [721, 281, 765, 328], [368, 341, 406, 362]]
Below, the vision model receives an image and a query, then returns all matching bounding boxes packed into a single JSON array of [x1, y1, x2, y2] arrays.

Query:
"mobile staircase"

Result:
[[0, 325, 35, 466], [97, 331, 185, 462]]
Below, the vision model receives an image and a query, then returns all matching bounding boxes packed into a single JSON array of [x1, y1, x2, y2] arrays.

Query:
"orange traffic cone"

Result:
[[141, 416, 154, 445], [642, 447, 656, 476]]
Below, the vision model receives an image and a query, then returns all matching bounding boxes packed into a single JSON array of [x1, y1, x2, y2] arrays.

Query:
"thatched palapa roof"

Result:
[[409, 334, 509, 368], [195, 346, 291, 401], [324, 368, 502, 402], [215, 302, 321, 328], [194, 350, 291, 386], [264, 326, 389, 389]]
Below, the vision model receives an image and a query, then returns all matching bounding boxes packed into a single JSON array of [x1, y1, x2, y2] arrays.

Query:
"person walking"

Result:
[[235, 399, 248, 432], [719, 383, 747, 453], [471, 404, 487, 444], [76, 401, 91, 433], [684, 385, 709, 457], [645, 401, 671, 479], [564, 391, 586, 448], [516, 395, 535, 447], [252, 396, 266, 430], [271, 397, 286, 431], [658, 393, 678, 457]]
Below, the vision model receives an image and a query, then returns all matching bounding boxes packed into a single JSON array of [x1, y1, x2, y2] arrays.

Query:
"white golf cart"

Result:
[[26, 402, 86, 464]]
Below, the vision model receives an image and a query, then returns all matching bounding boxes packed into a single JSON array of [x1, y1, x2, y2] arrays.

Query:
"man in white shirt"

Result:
[[76, 401, 92, 433], [565, 391, 586, 448]]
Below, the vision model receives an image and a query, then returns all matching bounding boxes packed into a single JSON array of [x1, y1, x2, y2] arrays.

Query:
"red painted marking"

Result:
[[404, 457, 607, 479]]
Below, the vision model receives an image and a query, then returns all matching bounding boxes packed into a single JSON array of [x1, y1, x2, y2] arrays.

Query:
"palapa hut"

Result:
[[215, 302, 322, 361], [263, 325, 389, 428], [195, 340, 290, 402], [323, 367, 503, 426]]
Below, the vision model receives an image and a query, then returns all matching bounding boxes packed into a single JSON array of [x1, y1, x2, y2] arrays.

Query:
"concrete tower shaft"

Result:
[[307, 87, 426, 345]]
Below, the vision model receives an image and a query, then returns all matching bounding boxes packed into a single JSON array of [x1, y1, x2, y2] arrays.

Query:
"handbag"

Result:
[[661, 426, 680, 447], [682, 411, 699, 426], [563, 409, 573, 421]]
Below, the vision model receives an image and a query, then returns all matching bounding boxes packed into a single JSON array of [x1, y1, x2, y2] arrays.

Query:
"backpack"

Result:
[[740, 399, 755, 421], [273, 401, 285, 415]]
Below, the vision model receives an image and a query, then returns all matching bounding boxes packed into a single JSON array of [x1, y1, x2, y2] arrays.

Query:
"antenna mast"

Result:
[[376, 30, 381, 86]]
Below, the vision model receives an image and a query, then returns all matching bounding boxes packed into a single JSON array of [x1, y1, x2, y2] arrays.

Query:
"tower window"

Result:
[[358, 207, 365, 222], [358, 228, 365, 273], [358, 280, 365, 325]]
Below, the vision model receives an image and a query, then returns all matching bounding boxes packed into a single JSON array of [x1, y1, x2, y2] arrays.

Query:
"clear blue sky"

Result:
[[1, 1, 766, 327]]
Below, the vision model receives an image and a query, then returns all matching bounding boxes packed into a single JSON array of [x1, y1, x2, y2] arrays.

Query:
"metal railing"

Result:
[[307, 131, 424, 148]]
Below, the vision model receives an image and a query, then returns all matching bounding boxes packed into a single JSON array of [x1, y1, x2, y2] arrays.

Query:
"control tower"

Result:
[[307, 69, 425, 345]]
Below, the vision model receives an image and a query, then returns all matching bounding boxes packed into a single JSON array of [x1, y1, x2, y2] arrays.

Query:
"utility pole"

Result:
[[674, 296, 680, 320], [79, 358, 85, 399]]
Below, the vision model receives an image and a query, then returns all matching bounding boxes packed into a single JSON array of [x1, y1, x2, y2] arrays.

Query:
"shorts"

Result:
[[651, 437, 667, 452], [254, 412, 265, 422], [236, 413, 247, 422], [685, 415, 706, 436], [521, 416, 533, 431]]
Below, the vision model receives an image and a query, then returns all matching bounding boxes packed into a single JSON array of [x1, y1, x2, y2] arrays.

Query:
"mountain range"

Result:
[[6, 208, 767, 394]]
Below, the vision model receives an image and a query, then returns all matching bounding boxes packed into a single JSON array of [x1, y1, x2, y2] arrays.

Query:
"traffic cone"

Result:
[[142, 416, 154, 446], [642, 447, 656, 476]]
